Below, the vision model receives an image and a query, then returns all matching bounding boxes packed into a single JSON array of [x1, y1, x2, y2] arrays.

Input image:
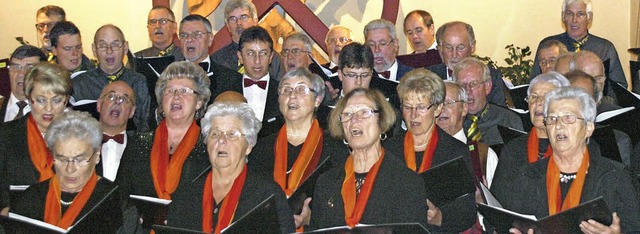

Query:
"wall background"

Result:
[[0, 0, 636, 84]]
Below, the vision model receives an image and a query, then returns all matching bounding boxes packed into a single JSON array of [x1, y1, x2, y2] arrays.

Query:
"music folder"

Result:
[[288, 156, 333, 214], [1, 185, 120, 233], [303, 222, 430, 233], [128, 194, 171, 229], [422, 156, 476, 207]]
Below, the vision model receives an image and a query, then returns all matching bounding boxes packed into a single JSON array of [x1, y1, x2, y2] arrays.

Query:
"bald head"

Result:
[[554, 50, 605, 96], [214, 91, 247, 103]]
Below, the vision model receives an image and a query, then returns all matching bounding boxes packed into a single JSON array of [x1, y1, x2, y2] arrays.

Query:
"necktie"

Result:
[[13, 101, 27, 120], [379, 71, 391, 79], [106, 69, 124, 83], [103, 133, 125, 144], [198, 62, 209, 73], [158, 44, 174, 57], [244, 78, 267, 89], [572, 35, 589, 52], [467, 115, 482, 142], [237, 60, 245, 74]]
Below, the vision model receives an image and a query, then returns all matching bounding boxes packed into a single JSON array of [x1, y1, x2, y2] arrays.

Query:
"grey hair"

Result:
[[325, 25, 352, 44], [544, 86, 596, 123], [562, 0, 592, 16], [200, 102, 262, 147], [364, 19, 397, 40], [279, 67, 326, 101], [284, 33, 313, 53], [527, 71, 571, 95], [436, 21, 475, 48], [444, 80, 469, 102], [155, 61, 212, 118], [46, 110, 102, 152], [453, 57, 491, 83], [224, 0, 258, 21], [397, 68, 445, 105]]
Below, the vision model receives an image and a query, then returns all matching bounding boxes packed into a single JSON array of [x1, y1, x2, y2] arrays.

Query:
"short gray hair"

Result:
[[224, 0, 258, 21], [444, 80, 468, 102], [279, 67, 326, 101], [544, 86, 596, 123], [453, 57, 490, 82], [325, 25, 352, 44], [200, 102, 262, 147], [155, 61, 211, 118], [364, 19, 397, 40], [46, 110, 102, 152], [527, 71, 571, 96], [562, 0, 592, 16], [284, 33, 313, 53]]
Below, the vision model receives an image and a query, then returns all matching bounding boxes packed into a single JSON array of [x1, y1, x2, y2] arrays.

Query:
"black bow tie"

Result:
[[244, 78, 267, 89], [103, 133, 125, 144]]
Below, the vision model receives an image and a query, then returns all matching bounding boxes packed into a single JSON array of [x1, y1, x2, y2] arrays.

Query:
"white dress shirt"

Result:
[[243, 73, 270, 121], [4, 93, 31, 122], [101, 131, 127, 181], [378, 59, 399, 82], [453, 129, 498, 187]]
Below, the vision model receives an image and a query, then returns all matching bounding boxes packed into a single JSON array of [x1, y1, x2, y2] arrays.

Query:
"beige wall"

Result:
[[0, 0, 633, 83]]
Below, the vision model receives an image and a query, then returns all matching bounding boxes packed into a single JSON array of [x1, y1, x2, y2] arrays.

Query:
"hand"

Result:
[[579, 212, 621, 234], [294, 197, 312, 228], [426, 199, 442, 226], [325, 81, 339, 100], [1, 207, 9, 216], [509, 228, 534, 234]]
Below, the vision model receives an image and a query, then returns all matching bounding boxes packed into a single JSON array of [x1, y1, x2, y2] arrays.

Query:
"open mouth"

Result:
[[217, 151, 229, 157], [437, 115, 449, 121], [374, 57, 384, 64], [287, 63, 296, 70], [410, 121, 421, 127], [170, 104, 182, 111], [350, 128, 363, 136], [187, 46, 196, 52], [287, 103, 299, 110], [42, 114, 54, 121], [106, 57, 115, 64], [555, 133, 568, 141], [109, 109, 122, 117]]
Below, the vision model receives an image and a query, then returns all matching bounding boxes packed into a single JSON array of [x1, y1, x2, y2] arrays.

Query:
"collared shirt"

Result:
[[378, 60, 399, 82], [428, 41, 438, 51], [195, 56, 212, 71], [101, 130, 127, 181], [243, 73, 270, 121], [4, 93, 31, 122]]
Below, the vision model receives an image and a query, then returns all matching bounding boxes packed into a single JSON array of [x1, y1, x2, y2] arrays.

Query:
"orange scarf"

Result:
[[527, 127, 552, 163], [403, 129, 438, 173], [546, 150, 590, 215], [273, 120, 324, 196], [27, 115, 54, 182], [202, 167, 247, 233], [150, 120, 200, 199], [44, 172, 98, 229], [342, 148, 385, 228]]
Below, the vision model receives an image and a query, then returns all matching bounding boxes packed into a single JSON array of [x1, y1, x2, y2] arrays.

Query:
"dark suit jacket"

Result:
[[492, 148, 640, 233], [308, 153, 427, 230], [383, 127, 476, 232], [168, 168, 295, 233], [95, 130, 135, 180], [394, 60, 414, 82], [214, 74, 284, 138], [427, 63, 507, 106], [203, 55, 243, 105]]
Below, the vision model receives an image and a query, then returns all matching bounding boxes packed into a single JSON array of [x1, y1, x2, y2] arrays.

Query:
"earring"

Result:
[[343, 139, 349, 145], [379, 132, 388, 141]]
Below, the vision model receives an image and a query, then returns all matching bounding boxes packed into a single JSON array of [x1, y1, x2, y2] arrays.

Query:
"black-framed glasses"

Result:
[[339, 109, 380, 122], [401, 103, 435, 114], [342, 71, 372, 80], [327, 37, 352, 45], [281, 48, 309, 57], [278, 85, 316, 96], [164, 87, 199, 97], [209, 129, 245, 141], [101, 92, 132, 105], [178, 31, 210, 40], [367, 39, 395, 50], [35, 22, 58, 31], [443, 100, 465, 108], [227, 14, 251, 24], [96, 42, 124, 52], [7, 63, 36, 72], [148, 18, 175, 26], [458, 80, 486, 90], [53, 152, 96, 167], [544, 114, 586, 125]]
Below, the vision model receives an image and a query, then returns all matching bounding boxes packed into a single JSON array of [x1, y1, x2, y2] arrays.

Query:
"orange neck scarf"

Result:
[[342, 148, 385, 228], [546, 150, 590, 215], [273, 120, 324, 196], [150, 120, 200, 199], [403, 128, 438, 173], [527, 127, 552, 163], [27, 115, 55, 182], [202, 167, 247, 234], [44, 172, 98, 229]]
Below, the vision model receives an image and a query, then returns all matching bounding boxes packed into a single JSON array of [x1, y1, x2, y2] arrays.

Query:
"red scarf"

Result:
[[150, 120, 200, 199], [27, 115, 54, 182], [546, 150, 590, 215], [342, 148, 385, 227], [202, 167, 247, 233], [273, 120, 324, 196], [527, 127, 552, 163], [44, 172, 98, 229], [403, 128, 438, 173]]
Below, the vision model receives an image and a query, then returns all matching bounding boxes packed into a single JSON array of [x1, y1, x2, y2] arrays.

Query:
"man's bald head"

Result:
[[214, 91, 247, 103], [554, 50, 605, 95]]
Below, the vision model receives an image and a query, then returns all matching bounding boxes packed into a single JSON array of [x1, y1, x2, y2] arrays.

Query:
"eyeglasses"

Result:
[[7, 63, 36, 72], [60, 45, 83, 52], [96, 42, 124, 52], [327, 37, 352, 45], [524, 95, 544, 104], [178, 31, 210, 40], [443, 100, 465, 108], [401, 103, 435, 114], [227, 14, 251, 24], [458, 80, 486, 90], [367, 39, 395, 50], [539, 58, 557, 67], [339, 109, 380, 122], [101, 92, 132, 105], [442, 44, 469, 53], [209, 129, 246, 141], [53, 153, 96, 167], [342, 72, 372, 80], [544, 114, 586, 125], [164, 87, 199, 97], [281, 48, 309, 57], [242, 50, 271, 60], [563, 11, 588, 20], [278, 85, 316, 96], [35, 22, 58, 31], [594, 75, 606, 83], [31, 96, 66, 108], [148, 18, 175, 26]]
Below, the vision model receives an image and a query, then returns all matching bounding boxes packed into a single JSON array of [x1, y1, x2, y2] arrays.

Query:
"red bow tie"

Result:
[[103, 133, 125, 144], [379, 71, 391, 79], [244, 78, 267, 89]]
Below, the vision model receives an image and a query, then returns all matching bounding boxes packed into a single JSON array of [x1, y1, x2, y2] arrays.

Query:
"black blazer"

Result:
[[204, 55, 242, 104], [427, 63, 507, 106], [95, 130, 135, 180], [0, 115, 40, 208], [308, 152, 427, 230], [383, 127, 476, 232], [168, 168, 295, 233]]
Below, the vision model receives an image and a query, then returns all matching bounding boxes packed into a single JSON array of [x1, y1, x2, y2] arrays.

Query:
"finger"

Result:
[[508, 228, 522, 234], [426, 199, 435, 209]]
